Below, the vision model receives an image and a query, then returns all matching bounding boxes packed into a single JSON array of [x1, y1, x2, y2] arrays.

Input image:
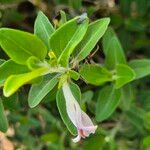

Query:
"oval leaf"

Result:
[[0, 60, 29, 87], [28, 75, 58, 108], [69, 70, 80, 81], [79, 64, 112, 85], [34, 11, 55, 50], [75, 18, 110, 61], [125, 106, 145, 131], [102, 27, 126, 69], [129, 59, 150, 79], [115, 64, 136, 89], [50, 17, 79, 57], [50, 15, 88, 66], [0, 28, 47, 64], [96, 85, 121, 122], [120, 84, 133, 110], [3, 67, 49, 97], [58, 18, 89, 66], [59, 10, 67, 26]]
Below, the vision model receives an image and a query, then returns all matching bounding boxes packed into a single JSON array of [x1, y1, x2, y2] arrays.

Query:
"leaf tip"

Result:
[[28, 103, 36, 108], [104, 17, 111, 25], [3, 88, 11, 97], [3, 76, 15, 97]]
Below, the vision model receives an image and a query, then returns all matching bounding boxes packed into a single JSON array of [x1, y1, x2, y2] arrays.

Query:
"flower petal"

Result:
[[62, 82, 97, 142], [72, 134, 81, 143], [62, 82, 80, 127], [83, 126, 98, 132], [82, 125, 98, 137], [79, 111, 97, 137], [81, 111, 95, 127]]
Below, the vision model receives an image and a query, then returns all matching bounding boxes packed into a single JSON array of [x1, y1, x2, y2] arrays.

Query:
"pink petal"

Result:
[[62, 82, 97, 142], [62, 83, 80, 127], [82, 126, 98, 132], [81, 111, 95, 127], [79, 111, 97, 137], [82, 125, 98, 136]]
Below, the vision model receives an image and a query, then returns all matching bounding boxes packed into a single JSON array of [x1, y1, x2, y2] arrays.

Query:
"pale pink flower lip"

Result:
[[62, 82, 97, 143]]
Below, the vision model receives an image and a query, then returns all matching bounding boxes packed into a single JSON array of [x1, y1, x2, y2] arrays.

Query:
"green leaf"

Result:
[[2, 93, 18, 111], [129, 59, 150, 79], [69, 0, 82, 10], [26, 56, 42, 70], [81, 90, 94, 111], [0, 98, 8, 132], [69, 70, 80, 80], [115, 64, 136, 89], [144, 112, 150, 131], [120, 84, 133, 110], [0, 28, 47, 64], [75, 18, 110, 61], [79, 64, 112, 85], [50, 16, 89, 65], [0, 59, 5, 65], [143, 136, 150, 148], [96, 85, 121, 122], [42, 85, 57, 103], [102, 27, 126, 69], [3, 67, 49, 97], [50, 17, 79, 57], [58, 18, 89, 66], [34, 11, 55, 50], [59, 18, 89, 66], [59, 10, 67, 26], [0, 60, 29, 87], [125, 106, 145, 131], [56, 82, 81, 135], [28, 75, 58, 108], [83, 134, 105, 150], [82, 90, 93, 103]]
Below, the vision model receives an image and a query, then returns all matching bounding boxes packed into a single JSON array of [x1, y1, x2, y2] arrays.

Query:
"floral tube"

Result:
[[62, 82, 97, 143]]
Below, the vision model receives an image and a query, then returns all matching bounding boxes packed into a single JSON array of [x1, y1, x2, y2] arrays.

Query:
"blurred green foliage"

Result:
[[0, 0, 150, 149]]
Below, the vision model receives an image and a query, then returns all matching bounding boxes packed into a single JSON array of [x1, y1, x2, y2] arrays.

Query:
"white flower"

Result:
[[62, 82, 97, 143]]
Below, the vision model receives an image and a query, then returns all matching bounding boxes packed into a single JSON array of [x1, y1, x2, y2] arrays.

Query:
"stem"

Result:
[[110, 122, 121, 139], [104, 122, 121, 143], [39, 60, 67, 74]]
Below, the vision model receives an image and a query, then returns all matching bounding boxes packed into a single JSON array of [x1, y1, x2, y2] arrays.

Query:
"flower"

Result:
[[62, 82, 97, 143]]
